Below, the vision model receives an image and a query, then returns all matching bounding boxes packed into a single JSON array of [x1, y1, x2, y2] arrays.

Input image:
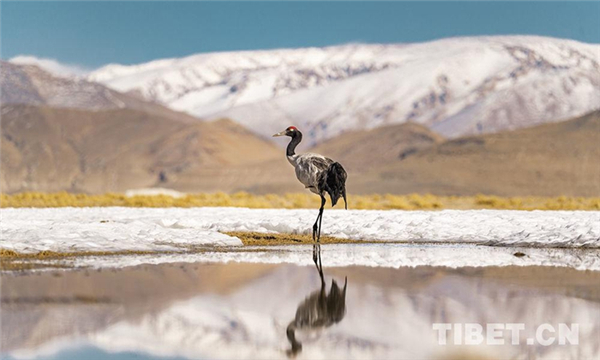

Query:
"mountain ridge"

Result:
[[84, 35, 600, 145], [0, 61, 199, 123]]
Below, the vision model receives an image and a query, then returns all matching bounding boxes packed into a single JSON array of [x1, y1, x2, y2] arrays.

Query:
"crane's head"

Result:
[[272, 126, 299, 137]]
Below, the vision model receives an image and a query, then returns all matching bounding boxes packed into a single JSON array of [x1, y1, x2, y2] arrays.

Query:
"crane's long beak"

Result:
[[272, 131, 286, 137]]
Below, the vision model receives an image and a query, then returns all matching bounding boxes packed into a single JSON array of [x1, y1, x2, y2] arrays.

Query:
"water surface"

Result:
[[2, 248, 599, 359]]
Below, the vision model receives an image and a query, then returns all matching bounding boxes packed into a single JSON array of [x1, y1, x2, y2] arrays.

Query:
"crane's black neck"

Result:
[[287, 130, 302, 157]]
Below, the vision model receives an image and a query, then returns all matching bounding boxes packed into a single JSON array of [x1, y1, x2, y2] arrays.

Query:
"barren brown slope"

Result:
[[352, 111, 600, 196], [310, 122, 443, 171], [1, 105, 280, 193]]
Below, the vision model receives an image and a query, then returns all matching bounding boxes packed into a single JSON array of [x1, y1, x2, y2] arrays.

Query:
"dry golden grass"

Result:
[[225, 231, 387, 246], [0, 248, 161, 260], [1, 192, 599, 210]]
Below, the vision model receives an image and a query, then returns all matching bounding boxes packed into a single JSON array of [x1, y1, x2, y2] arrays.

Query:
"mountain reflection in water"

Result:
[[2, 247, 599, 359]]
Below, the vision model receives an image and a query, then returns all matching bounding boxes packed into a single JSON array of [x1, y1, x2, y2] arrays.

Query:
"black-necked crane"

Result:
[[273, 126, 348, 243]]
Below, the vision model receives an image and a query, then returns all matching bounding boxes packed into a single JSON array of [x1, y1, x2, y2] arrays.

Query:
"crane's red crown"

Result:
[[287, 126, 298, 131]]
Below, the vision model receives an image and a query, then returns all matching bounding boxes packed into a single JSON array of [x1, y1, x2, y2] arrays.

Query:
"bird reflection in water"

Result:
[[286, 244, 347, 357]]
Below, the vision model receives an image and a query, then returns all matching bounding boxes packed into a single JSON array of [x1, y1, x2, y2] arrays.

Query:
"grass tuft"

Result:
[[224, 231, 376, 246]]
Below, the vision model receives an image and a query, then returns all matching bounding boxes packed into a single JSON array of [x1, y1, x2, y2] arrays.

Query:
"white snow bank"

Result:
[[124, 188, 186, 198], [1, 208, 598, 254], [0, 207, 242, 253]]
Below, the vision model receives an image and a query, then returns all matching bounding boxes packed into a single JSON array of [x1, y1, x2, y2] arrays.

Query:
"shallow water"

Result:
[[8, 243, 600, 272], [2, 249, 600, 360]]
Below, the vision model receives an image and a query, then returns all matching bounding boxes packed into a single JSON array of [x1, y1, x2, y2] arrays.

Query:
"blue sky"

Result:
[[2, 1, 599, 68]]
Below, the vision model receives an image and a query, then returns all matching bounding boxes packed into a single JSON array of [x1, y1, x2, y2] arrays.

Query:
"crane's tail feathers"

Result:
[[321, 162, 348, 209]]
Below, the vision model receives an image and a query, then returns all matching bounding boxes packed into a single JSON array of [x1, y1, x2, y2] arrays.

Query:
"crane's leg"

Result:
[[312, 243, 325, 288], [317, 197, 325, 241], [312, 210, 319, 242], [312, 195, 326, 243]]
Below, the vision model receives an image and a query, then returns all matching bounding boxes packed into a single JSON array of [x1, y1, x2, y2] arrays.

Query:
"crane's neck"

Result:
[[287, 130, 302, 157]]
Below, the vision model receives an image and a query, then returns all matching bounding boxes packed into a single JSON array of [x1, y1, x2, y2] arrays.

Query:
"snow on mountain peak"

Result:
[[9, 55, 91, 78], [88, 36, 600, 143]]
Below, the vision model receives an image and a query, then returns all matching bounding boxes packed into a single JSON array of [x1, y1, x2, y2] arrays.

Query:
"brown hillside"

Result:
[[1, 105, 280, 193], [351, 111, 600, 196], [2, 104, 599, 196], [311, 122, 443, 171]]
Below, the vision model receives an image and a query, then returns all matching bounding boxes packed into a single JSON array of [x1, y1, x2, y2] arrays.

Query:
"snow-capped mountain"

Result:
[[0, 61, 191, 121], [1, 60, 133, 110], [88, 36, 600, 144]]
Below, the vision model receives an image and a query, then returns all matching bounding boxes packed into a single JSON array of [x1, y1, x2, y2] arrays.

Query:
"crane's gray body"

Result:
[[287, 153, 334, 195]]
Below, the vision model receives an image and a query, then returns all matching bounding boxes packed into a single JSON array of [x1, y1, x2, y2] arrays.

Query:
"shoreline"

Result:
[[3, 241, 600, 273], [3, 208, 599, 272]]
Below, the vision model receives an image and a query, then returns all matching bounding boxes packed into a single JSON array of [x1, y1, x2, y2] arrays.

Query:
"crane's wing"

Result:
[[319, 162, 348, 209]]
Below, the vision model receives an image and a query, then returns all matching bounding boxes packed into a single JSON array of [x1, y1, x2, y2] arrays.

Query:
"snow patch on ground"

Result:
[[124, 188, 186, 198], [0, 207, 244, 253], [1, 207, 598, 255]]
